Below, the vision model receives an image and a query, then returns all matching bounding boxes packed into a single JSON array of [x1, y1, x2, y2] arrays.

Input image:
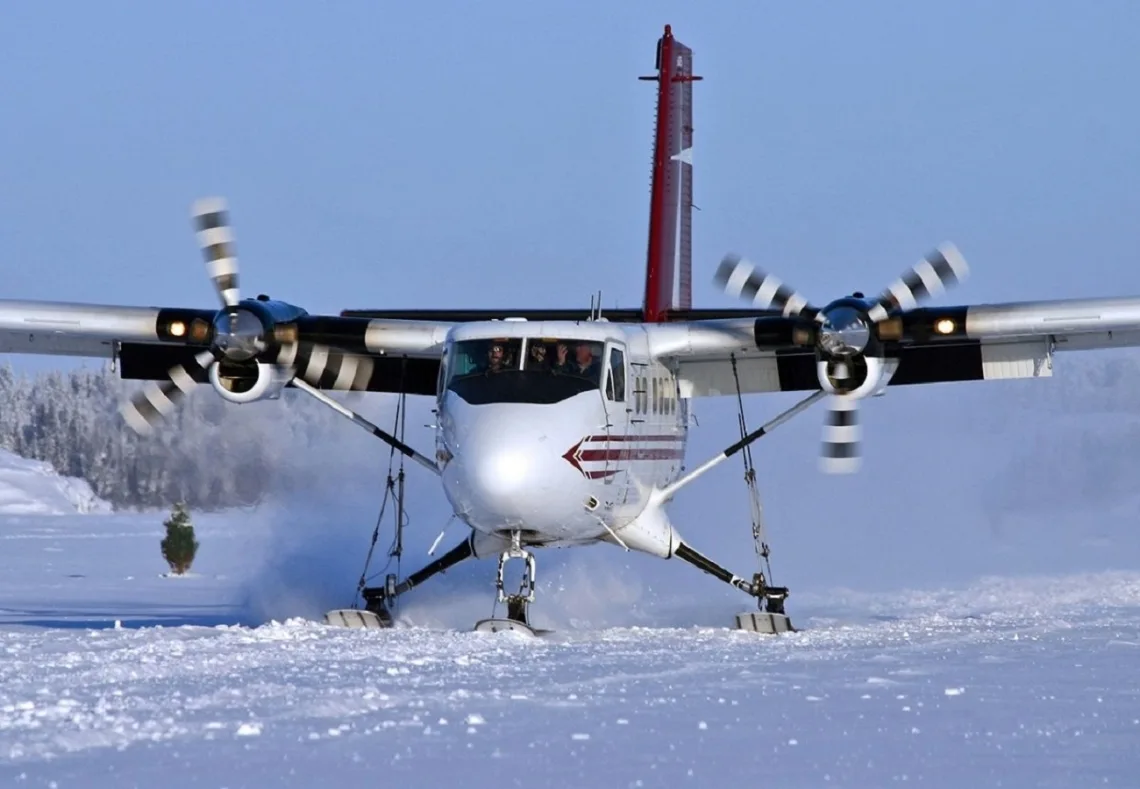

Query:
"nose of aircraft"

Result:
[[466, 444, 548, 521], [442, 405, 583, 533]]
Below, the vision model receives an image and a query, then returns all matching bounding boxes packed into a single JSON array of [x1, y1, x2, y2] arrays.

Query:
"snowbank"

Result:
[[0, 449, 112, 515]]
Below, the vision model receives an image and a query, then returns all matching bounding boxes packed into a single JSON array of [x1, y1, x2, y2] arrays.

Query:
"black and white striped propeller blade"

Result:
[[192, 197, 241, 309], [866, 243, 968, 322], [119, 341, 376, 436], [280, 342, 376, 392], [820, 395, 860, 474], [118, 196, 380, 436], [714, 254, 817, 319], [119, 348, 220, 435]]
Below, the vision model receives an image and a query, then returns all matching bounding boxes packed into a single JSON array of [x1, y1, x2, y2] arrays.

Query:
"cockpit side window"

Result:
[[605, 347, 626, 402]]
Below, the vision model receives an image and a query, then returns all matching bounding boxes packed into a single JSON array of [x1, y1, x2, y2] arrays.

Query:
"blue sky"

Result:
[[3, 1, 1138, 319], [4, 2, 1140, 599]]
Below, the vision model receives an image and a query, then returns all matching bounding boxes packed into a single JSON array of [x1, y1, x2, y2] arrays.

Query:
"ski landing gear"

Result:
[[671, 543, 795, 634], [323, 536, 476, 629], [473, 531, 550, 637], [728, 354, 795, 634], [655, 360, 816, 634], [734, 579, 794, 634]]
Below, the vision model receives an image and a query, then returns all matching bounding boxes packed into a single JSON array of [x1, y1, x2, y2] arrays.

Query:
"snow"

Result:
[[0, 502, 1138, 787], [0, 449, 110, 516], [4, 370, 1140, 787]]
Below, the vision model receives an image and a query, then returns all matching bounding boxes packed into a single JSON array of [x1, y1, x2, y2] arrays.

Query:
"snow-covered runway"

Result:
[[2, 454, 1139, 787], [4, 582, 1139, 788]]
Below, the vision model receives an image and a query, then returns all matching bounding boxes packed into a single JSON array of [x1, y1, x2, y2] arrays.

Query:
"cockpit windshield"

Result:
[[445, 337, 606, 405]]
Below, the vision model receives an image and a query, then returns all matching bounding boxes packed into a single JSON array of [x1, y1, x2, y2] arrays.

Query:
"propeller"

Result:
[[120, 198, 375, 435], [714, 243, 968, 473], [820, 382, 860, 474], [194, 197, 241, 309]]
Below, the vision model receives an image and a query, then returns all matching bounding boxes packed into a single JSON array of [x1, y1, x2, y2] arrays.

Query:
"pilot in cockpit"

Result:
[[481, 341, 509, 374]]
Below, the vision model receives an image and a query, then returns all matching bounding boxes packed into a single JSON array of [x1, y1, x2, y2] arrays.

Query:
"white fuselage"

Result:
[[433, 320, 688, 554]]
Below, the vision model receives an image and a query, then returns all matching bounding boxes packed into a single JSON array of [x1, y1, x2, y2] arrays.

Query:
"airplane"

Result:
[[4, 24, 1140, 636]]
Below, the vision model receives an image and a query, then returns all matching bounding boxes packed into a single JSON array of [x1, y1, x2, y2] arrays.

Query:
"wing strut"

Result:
[[290, 377, 440, 476], [656, 388, 826, 502]]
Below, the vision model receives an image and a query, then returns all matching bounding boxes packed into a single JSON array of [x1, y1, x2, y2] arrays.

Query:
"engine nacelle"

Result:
[[208, 360, 290, 404], [816, 354, 899, 398]]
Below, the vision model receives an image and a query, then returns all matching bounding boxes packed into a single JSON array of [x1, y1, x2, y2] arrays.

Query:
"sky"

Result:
[[2, 1, 1138, 315], [3, 1, 1140, 605]]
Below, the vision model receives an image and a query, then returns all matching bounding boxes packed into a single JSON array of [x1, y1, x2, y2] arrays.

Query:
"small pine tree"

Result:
[[161, 501, 199, 575]]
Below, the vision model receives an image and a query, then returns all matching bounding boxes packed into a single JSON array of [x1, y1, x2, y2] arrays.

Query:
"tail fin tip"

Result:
[[642, 25, 699, 323]]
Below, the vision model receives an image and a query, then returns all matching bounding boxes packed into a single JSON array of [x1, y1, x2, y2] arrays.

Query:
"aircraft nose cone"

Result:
[[471, 445, 540, 506], [450, 442, 560, 529], [441, 407, 581, 532]]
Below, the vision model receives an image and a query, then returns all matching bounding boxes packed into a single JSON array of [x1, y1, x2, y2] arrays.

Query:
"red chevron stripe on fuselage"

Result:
[[563, 434, 686, 478]]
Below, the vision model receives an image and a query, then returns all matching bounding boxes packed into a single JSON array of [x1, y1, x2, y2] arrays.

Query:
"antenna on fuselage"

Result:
[[587, 289, 605, 321]]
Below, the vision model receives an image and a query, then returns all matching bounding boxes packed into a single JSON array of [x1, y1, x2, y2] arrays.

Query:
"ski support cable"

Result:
[[730, 354, 775, 580]]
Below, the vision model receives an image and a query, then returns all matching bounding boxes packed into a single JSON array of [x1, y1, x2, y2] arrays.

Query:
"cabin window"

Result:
[[444, 337, 606, 406], [605, 347, 626, 402]]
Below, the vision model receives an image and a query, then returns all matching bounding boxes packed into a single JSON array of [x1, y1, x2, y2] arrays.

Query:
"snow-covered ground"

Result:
[[0, 450, 110, 516], [1, 446, 1140, 787]]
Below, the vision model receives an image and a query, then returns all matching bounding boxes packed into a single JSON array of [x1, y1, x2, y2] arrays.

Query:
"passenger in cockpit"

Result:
[[526, 340, 549, 370], [572, 342, 601, 382], [551, 342, 573, 374]]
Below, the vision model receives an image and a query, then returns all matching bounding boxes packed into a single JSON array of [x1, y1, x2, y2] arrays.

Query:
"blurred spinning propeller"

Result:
[[714, 243, 969, 472], [120, 198, 375, 435]]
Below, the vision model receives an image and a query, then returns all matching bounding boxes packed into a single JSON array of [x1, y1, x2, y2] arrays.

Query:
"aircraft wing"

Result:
[[648, 296, 1140, 397], [8, 290, 1140, 401], [0, 299, 457, 396]]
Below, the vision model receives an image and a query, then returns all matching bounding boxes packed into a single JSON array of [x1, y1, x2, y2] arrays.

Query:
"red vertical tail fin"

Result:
[[640, 24, 701, 323]]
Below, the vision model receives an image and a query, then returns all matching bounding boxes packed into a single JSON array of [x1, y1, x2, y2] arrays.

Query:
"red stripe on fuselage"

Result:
[[563, 433, 687, 477], [578, 448, 685, 462]]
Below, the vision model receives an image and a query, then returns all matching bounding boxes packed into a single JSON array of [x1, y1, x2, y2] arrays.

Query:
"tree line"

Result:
[[0, 362, 404, 511]]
